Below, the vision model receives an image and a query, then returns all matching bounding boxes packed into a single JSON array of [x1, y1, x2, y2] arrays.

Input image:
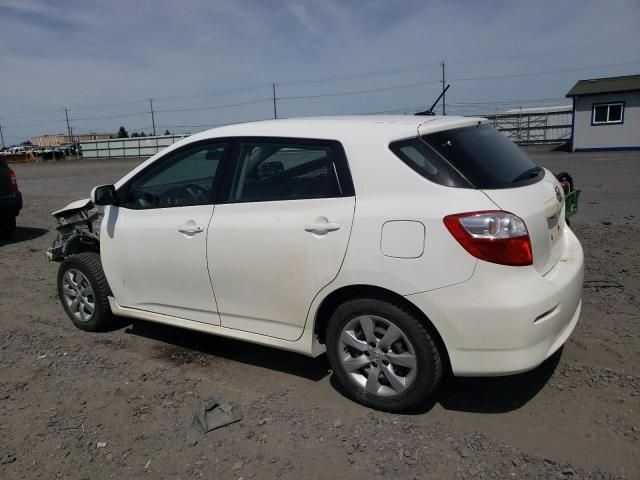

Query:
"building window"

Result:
[[592, 102, 624, 125]]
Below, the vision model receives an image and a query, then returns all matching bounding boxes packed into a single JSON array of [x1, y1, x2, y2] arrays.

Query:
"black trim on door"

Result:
[[217, 136, 355, 204]]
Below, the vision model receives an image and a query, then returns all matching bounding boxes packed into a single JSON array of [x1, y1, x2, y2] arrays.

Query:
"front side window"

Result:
[[229, 142, 343, 202], [120, 142, 226, 209], [592, 102, 624, 125]]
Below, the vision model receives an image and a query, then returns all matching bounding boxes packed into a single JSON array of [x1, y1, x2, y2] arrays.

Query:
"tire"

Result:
[[0, 216, 16, 238], [326, 298, 442, 411], [555, 171, 574, 193], [57, 252, 113, 331]]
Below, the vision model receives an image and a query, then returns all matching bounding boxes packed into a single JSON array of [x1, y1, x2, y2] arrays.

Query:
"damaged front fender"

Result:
[[46, 199, 103, 261]]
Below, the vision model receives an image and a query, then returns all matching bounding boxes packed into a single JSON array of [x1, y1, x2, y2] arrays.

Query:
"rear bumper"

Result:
[[406, 226, 584, 376], [0, 191, 22, 217]]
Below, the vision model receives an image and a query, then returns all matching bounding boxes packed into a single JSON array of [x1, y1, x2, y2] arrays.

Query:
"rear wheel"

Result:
[[0, 216, 16, 238], [57, 252, 114, 331], [326, 298, 442, 411]]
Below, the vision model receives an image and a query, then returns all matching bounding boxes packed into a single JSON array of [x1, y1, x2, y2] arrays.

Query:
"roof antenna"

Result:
[[415, 84, 450, 116]]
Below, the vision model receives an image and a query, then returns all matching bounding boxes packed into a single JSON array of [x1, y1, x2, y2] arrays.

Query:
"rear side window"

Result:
[[421, 124, 543, 188], [389, 137, 472, 188], [229, 141, 350, 202]]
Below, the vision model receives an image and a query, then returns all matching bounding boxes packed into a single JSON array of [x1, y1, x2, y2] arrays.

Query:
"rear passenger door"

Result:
[[207, 138, 355, 341]]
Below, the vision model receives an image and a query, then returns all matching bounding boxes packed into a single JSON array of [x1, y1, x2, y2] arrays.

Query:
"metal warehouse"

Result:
[[566, 74, 640, 152]]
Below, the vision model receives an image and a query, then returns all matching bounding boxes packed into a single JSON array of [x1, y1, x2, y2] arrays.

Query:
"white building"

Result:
[[566, 74, 640, 152]]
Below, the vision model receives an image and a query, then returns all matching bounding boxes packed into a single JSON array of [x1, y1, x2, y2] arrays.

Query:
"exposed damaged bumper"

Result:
[[47, 199, 102, 261]]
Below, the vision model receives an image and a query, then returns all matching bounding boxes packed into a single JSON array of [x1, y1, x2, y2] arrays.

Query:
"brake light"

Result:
[[8, 168, 17, 193], [443, 210, 532, 266]]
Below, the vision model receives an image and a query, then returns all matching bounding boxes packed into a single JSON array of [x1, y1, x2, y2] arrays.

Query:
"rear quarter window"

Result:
[[389, 137, 472, 188]]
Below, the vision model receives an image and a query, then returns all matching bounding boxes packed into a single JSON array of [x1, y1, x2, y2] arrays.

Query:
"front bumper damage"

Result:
[[46, 200, 102, 261]]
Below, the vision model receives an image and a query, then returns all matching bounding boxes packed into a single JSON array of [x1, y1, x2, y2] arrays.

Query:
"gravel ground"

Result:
[[1, 145, 638, 479]]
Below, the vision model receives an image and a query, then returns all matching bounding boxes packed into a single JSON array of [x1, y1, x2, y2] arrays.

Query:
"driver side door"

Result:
[[101, 140, 229, 325]]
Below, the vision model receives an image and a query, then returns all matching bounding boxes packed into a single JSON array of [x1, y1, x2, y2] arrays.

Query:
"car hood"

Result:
[[52, 198, 91, 217]]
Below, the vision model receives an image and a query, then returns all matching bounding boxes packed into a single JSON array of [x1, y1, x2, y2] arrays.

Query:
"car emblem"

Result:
[[554, 185, 562, 203]]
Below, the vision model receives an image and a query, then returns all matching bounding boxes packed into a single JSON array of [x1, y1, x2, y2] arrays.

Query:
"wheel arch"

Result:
[[312, 284, 451, 373], [62, 234, 100, 257]]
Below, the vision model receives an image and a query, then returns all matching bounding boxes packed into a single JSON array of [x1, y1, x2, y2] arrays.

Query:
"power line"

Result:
[[277, 62, 435, 87], [154, 98, 270, 114], [275, 44, 605, 87], [280, 79, 441, 101], [2, 119, 66, 129], [0, 53, 540, 121], [448, 97, 566, 106], [358, 105, 427, 115], [3, 59, 638, 136], [4, 58, 639, 123], [72, 111, 149, 121], [278, 60, 640, 101], [450, 61, 640, 82]]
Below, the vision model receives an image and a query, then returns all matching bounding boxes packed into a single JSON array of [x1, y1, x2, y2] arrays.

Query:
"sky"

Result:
[[0, 0, 639, 144]]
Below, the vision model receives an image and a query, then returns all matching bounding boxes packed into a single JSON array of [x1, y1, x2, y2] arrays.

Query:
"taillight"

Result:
[[8, 168, 18, 193], [443, 210, 533, 266]]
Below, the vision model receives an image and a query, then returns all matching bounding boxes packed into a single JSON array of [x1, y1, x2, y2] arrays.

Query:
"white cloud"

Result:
[[0, 0, 638, 141]]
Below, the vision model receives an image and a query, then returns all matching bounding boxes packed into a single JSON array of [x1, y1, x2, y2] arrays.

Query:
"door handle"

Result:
[[304, 222, 341, 234], [178, 224, 204, 235]]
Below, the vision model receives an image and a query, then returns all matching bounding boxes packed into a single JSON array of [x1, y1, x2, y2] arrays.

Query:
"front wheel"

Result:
[[57, 252, 114, 331], [326, 298, 442, 411]]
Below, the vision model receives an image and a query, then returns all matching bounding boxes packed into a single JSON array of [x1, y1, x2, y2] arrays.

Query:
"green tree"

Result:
[[164, 129, 171, 135], [117, 126, 129, 138], [131, 132, 139, 138]]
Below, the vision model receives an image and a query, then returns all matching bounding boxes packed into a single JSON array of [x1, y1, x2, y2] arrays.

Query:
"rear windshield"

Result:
[[421, 124, 543, 189]]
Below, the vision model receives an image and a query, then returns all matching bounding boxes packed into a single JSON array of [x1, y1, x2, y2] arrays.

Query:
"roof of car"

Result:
[[189, 115, 487, 143], [114, 115, 488, 190]]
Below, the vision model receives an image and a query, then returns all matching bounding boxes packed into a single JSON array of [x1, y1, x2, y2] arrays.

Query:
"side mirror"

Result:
[[90, 185, 118, 206]]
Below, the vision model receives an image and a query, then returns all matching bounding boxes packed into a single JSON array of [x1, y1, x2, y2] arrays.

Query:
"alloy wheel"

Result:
[[61, 268, 96, 323], [338, 315, 418, 397]]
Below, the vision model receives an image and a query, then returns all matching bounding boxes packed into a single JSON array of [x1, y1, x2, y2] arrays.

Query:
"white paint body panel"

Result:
[[108, 297, 326, 357], [380, 220, 425, 258], [482, 169, 565, 275], [100, 204, 220, 324], [407, 226, 584, 375], [208, 197, 355, 340], [75, 115, 583, 376], [52, 198, 90, 216]]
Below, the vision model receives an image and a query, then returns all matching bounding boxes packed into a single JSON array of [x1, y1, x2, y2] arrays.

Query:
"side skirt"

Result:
[[108, 297, 326, 357]]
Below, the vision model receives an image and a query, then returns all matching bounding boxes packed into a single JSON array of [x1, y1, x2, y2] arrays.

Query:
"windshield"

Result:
[[421, 124, 543, 189]]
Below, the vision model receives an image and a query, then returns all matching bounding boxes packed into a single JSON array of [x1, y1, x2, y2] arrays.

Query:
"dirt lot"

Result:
[[1, 145, 639, 479]]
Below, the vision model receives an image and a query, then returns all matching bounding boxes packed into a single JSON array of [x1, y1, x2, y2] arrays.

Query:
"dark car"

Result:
[[0, 157, 22, 238]]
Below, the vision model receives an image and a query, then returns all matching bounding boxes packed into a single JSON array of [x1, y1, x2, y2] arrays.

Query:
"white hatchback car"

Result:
[[49, 116, 584, 411]]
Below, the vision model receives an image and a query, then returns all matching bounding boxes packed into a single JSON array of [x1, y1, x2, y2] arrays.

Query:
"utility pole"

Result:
[[149, 98, 156, 136], [272, 83, 278, 119], [64, 108, 72, 139], [0, 121, 5, 148], [440, 61, 446, 115]]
